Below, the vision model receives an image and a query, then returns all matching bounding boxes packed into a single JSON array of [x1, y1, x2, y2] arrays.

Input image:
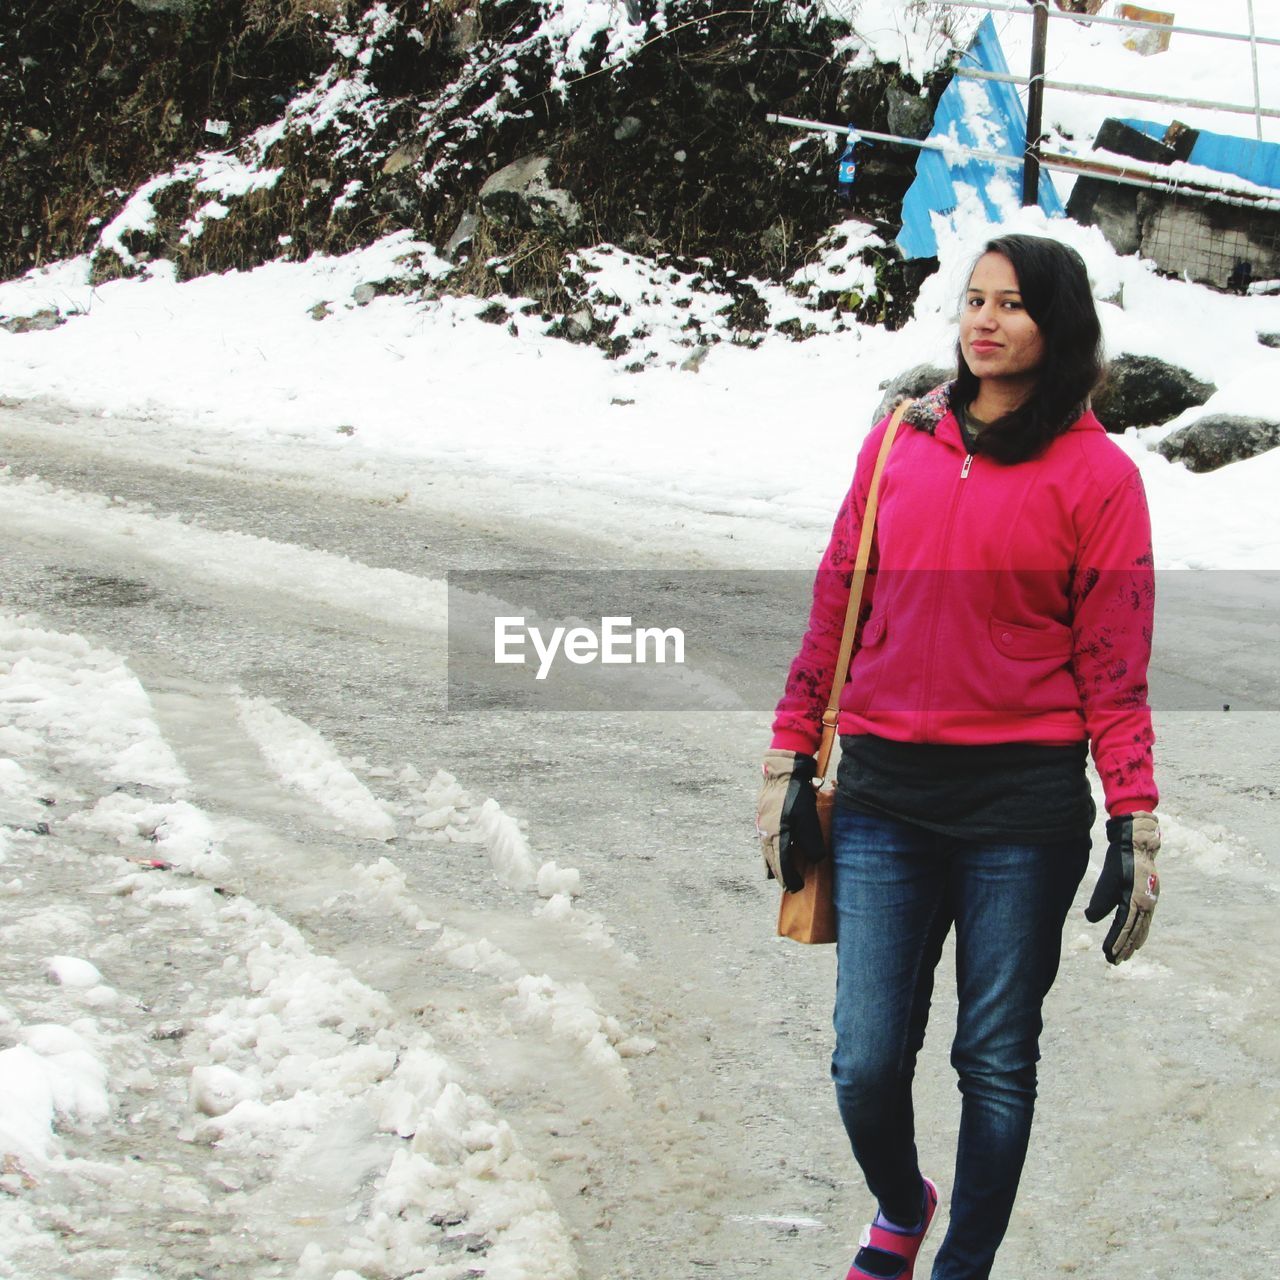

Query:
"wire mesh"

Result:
[[1138, 188, 1280, 290]]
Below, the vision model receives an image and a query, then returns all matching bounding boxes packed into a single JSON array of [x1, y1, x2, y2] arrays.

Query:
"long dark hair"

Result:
[[953, 234, 1105, 464]]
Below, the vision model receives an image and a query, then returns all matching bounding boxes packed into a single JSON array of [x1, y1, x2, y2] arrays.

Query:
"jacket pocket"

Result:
[[843, 610, 890, 716], [989, 616, 1073, 661]]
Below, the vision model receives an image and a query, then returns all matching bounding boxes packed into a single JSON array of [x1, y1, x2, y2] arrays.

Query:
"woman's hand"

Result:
[[756, 750, 826, 891], [1085, 812, 1161, 964]]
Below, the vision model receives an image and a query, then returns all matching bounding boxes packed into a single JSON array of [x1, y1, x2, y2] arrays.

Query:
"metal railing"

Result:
[[943, 0, 1273, 147], [938, 0, 1280, 49], [766, 113, 1280, 211], [953, 66, 1280, 122], [766, 1, 1279, 214]]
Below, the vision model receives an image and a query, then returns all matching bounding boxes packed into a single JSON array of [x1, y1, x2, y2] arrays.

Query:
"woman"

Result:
[[756, 235, 1161, 1280]]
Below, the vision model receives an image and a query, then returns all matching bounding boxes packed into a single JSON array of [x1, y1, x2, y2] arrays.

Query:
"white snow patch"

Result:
[[235, 695, 398, 841], [0, 1024, 110, 1166], [69, 792, 233, 879], [0, 614, 188, 790], [43, 956, 103, 989], [472, 798, 539, 890]]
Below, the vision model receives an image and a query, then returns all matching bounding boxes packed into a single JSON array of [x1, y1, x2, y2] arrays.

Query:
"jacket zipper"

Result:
[[919, 450, 974, 735]]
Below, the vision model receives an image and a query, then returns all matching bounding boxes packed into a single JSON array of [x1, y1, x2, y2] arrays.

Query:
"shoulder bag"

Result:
[[777, 398, 909, 944]]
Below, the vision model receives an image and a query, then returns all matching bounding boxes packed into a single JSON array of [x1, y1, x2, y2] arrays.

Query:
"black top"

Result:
[[836, 734, 1096, 842]]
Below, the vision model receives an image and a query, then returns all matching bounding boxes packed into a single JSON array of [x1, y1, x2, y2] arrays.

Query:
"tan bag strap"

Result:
[[814, 399, 910, 783]]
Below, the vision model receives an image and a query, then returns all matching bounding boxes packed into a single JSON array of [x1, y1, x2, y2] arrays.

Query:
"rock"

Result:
[[381, 139, 426, 177], [1257, 332, 1280, 349], [873, 362, 952, 423], [445, 211, 479, 260], [1066, 180, 1140, 257], [614, 116, 643, 142], [886, 85, 933, 141], [1093, 354, 1216, 430], [566, 307, 594, 339], [680, 345, 710, 372], [0, 309, 65, 333], [308, 302, 332, 321], [1156, 415, 1280, 472], [448, 9, 482, 55], [479, 155, 582, 236], [352, 283, 377, 306]]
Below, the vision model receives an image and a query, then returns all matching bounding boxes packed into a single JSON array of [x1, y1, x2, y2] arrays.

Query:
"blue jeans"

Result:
[[830, 804, 1089, 1280]]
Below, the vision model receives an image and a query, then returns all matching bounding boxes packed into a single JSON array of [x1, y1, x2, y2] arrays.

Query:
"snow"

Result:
[[824, 0, 985, 82], [236, 695, 399, 841], [0, 609, 602, 1276], [4, 205, 1280, 568], [995, 0, 1280, 148], [0, 463, 453, 633]]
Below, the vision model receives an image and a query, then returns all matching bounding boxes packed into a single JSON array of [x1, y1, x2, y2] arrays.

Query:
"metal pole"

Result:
[[956, 66, 1280, 120], [936, 0, 1280, 48], [767, 113, 1028, 169], [1023, 0, 1048, 207], [1247, 0, 1263, 141]]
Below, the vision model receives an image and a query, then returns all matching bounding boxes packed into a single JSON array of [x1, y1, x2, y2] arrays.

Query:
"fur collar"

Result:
[[901, 381, 955, 434]]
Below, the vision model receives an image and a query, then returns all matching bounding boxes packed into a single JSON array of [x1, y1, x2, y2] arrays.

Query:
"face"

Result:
[[960, 252, 1045, 395]]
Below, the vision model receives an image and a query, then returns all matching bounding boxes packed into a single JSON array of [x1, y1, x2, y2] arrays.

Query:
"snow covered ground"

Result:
[[2, 4, 1279, 1278]]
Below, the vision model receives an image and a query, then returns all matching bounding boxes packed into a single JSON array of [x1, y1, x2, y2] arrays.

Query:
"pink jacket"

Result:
[[771, 385, 1157, 817]]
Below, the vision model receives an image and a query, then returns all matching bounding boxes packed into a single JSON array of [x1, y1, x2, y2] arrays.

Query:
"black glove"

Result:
[[757, 750, 826, 892], [1084, 812, 1161, 965]]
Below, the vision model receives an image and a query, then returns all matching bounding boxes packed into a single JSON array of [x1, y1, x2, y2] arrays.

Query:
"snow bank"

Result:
[[0, 615, 586, 1277]]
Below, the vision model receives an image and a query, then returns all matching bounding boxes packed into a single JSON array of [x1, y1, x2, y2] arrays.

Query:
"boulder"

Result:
[[886, 85, 933, 141], [0, 309, 64, 333], [1156, 415, 1280, 473], [873, 362, 951, 423], [479, 155, 582, 236], [1092, 354, 1216, 431], [1066, 180, 1140, 256], [1257, 332, 1280, 349]]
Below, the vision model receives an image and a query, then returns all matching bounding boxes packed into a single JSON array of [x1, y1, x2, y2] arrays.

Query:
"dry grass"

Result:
[[443, 218, 577, 313], [243, 0, 354, 38]]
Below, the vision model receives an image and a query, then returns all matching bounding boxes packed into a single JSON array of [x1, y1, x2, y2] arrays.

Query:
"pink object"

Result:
[[772, 390, 1157, 817], [846, 1176, 939, 1280]]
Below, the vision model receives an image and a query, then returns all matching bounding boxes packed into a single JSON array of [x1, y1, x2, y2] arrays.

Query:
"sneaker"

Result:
[[843, 1176, 939, 1280]]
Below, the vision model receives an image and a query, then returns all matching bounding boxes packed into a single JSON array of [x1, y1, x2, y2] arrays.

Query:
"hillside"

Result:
[[2, 1, 972, 343]]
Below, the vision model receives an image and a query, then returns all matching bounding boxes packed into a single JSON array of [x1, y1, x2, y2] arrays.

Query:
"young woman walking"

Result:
[[756, 235, 1161, 1280]]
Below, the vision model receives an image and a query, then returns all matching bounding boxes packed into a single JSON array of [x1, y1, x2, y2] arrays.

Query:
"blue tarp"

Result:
[[1116, 117, 1280, 191], [897, 15, 1064, 260]]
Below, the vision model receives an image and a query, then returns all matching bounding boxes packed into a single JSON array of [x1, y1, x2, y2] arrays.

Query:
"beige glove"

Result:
[[756, 749, 824, 892], [1085, 812, 1161, 964]]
